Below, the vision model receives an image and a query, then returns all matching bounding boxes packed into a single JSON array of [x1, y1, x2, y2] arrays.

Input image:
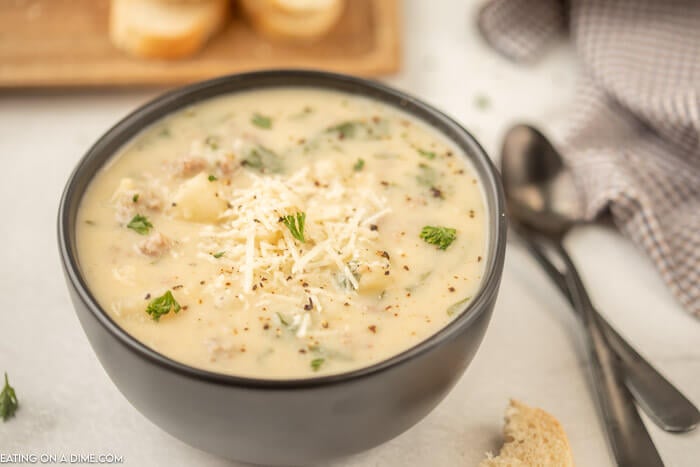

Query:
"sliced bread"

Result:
[[239, 0, 344, 42], [480, 400, 575, 467], [109, 0, 229, 60]]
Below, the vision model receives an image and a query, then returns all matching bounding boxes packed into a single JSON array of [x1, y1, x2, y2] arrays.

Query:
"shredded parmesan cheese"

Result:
[[198, 161, 390, 320]]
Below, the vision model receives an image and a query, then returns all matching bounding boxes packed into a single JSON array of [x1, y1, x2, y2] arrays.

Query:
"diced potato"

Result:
[[358, 266, 390, 294], [172, 173, 227, 223]]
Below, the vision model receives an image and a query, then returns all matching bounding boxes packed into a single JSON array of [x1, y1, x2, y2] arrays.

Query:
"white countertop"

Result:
[[1, 1, 698, 465]]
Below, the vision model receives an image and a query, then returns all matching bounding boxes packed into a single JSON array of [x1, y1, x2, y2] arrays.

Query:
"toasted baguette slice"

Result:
[[240, 0, 344, 42], [109, 0, 229, 60], [480, 400, 575, 467]]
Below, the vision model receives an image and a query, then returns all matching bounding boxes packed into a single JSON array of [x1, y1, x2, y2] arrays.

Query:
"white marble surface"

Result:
[[1, 1, 699, 465]]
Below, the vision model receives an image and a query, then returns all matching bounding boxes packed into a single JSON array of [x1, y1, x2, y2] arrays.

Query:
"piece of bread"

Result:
[[239, 0, 344, 42], [109, 0, 230, 60], [480, 400, 575, 467]]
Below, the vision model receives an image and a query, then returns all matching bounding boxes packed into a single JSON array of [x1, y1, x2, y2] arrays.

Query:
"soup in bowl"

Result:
[[58, 70, 506, 465]]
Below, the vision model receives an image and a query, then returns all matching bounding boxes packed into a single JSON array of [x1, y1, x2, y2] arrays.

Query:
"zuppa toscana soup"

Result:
[[77, 88, 488, 379]]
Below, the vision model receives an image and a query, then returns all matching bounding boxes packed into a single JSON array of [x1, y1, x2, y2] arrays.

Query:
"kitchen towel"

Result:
[[479, 0, 700, 317]]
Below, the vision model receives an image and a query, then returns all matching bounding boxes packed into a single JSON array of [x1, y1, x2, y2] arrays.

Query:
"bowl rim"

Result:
[[58, 69, 507, 390]]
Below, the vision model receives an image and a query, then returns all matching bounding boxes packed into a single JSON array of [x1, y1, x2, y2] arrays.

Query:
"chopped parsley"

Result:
[[447, 296, 472, 316], [417, 148, 436, 159], [241, 145, 284, 174], [145, 290, 181, 321], [474, 93, 491, 110], [420, 225, 456, 250], [204, 135, 219, 150], [251, 113, 272, 129], [325, 121, 358, 139], [324, 119, 389, 140], [132, 193, 139, 203], [208, 174, 218, 182], [0, 372, 18, 422], [353, 158, 365, 171], [281, 212, 306, 243], [416, 163, 437, 186], [311, 358, 325, 372], [212, 251, 225, 258], [127, 214, 153, 235]]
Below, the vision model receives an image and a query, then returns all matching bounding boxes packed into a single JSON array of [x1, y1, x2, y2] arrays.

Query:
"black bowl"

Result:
[[58, 70, 507, 466]]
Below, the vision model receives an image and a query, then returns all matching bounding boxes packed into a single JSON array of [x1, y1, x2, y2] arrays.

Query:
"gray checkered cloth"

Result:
[[479, 0, 700, 317]]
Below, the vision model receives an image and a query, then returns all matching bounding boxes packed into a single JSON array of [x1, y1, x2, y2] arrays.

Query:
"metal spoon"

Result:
[[500, 124, 699, 434], [501, 124, 665, 466], [513, 222, 699, 433]]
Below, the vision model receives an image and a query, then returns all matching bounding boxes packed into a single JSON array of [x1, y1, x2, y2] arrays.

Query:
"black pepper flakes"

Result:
[[430, 186, 444, 199], [144, 293, 151, 300], [304, 297, 313, 311], [369, 224, 378, 231], [448, 287, 456, 292], [368, 325, 377, 333]]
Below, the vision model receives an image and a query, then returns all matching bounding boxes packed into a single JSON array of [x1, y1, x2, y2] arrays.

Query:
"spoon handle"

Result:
[[555, 243, 665, 467], [516, 229, 699, 433]]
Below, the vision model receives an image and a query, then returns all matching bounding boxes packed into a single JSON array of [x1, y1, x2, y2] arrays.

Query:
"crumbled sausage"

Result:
[[138, 232, 171, 257], [172, 156, 207, 177], [112, 178, 163, 224]]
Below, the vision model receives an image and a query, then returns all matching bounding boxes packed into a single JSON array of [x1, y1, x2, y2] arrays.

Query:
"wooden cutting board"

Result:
[[0, 0, 400, 88]]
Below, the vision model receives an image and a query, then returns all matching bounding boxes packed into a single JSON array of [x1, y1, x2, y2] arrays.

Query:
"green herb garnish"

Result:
[[208, 174, 218, 182], [324, 119, 389, 140], [420, 225, 456, 250], [353, 158, 365, 171], [311, 358, 325, 372], [474, 94, 491, 110], [416, 163, 437, 186], [127, 214, 153, 235], [0, 373, 18, 422], [276, 312, 289, 326], [241, 145, 284, 174], [205, 135, 219, 150], [417, 148, 436, 159], [145, 290, 181, 321], [326, 121, 358, 139], [251, 113, 272, 129], [212, 251, 225, 258], [132, 193, 139, 203], [281, 212, 306, 243], [447, 296, 472, 316]]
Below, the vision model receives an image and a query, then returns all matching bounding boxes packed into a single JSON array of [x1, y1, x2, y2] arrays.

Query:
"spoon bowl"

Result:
[[501, 124, 582, 237]]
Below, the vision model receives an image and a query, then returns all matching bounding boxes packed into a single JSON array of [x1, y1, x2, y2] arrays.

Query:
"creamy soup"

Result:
[[77, 88, 488, 379]]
